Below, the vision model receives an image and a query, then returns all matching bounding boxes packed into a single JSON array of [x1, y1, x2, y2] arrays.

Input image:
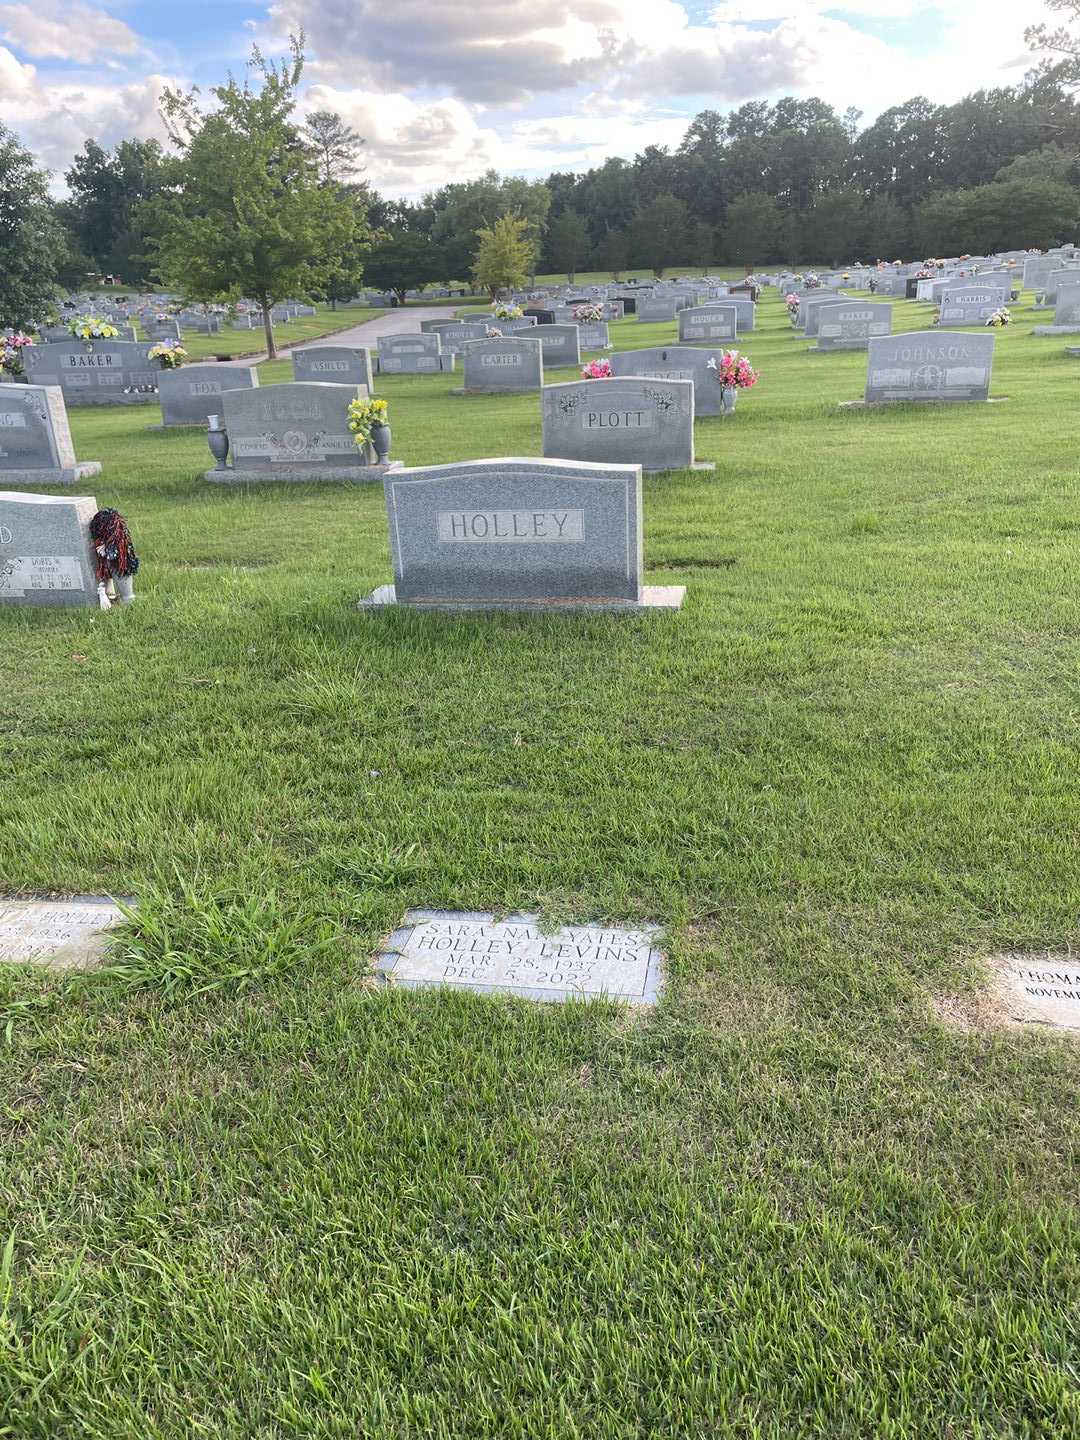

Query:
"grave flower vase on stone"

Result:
[[206, 414, 229, 471], [371, 422, 392, 465], [721, 386, 737, 416]]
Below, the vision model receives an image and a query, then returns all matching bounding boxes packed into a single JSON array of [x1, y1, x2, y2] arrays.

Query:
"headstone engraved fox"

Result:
[[158, 365, 259, 427]]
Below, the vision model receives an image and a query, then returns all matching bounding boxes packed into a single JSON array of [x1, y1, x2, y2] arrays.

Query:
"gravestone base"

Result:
[[450, 385, 537, 397], [2, 461, 102, 486], [205, 461, 403, 484], [808, 343, 868, 353], [1065, 347, 1080, 357], [1033, 325, 1080, 335], [838, 397, 1008, 408], [358, 582, 686, 614]]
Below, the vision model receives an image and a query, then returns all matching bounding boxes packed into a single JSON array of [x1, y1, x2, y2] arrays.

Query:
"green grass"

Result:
[[1, 292, 1078, 1438], [134, 304, 382, 359]]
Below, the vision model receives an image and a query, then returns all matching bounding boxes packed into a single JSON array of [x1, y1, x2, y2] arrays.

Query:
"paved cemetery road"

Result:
[[222, 306, 462, 365]]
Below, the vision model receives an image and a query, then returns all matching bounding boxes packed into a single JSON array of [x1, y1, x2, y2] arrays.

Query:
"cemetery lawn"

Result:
[[143, 303, 382, 360], [2, 294, 1079, 1439]]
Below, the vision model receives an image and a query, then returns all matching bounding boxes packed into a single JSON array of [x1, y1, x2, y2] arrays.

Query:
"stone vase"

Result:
[[371, 422, 392, 465], [721, 386, 737, 417], [207, 414, 230, 471]]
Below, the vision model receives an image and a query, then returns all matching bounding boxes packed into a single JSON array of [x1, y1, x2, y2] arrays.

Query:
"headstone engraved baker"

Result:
[[812, 303, 892, 351], [0, 384, 102, 483], [0, 490, 99, 607], [459, 336, 543, 395], [542, 377, 710, 472], [859, 332, 996, 405], [292, 345, 375, 392], [988, 954, 1080, 1034], [610, 347, 727, 417], [158, 364, 260, 427], [678, 305, 738, 344], [0, 895, 126, 969], [24, 340, 160, 406], [377, 333, 455, 374], [375, 911, 665, 1004], [206, 382, 395, 482], [359, 457, 684, 613]]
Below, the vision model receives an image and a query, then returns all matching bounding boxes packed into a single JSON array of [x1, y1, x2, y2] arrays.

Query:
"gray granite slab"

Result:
[[936, 287, 1008, 327], [0, 895, 125, 969], [376, 333, 455, 374], [542, 377, 707, 472], [812, 303, 892, 351], [292, 345, 375, 392], [678, 305, 738, 343], [376, 910, 665, 1004], [0, 383, 100, 483], [863, 331, 995, 404], [988, 954, 1080, 1033], [533, 324, 582, 368], [0, 490, 99, 606], [460, 337, 543, 393], [222, 382, 368, 471], [610, 346, 727, 417], [158, 365, 259, 427], [23, 340, 160, 406]]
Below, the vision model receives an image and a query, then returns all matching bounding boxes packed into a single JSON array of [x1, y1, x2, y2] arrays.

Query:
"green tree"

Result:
[[472, 214, 531, 298], [720, 193, 779, 268], [428, 172, 550, 282], [303, 110, 365, 185], [630, 193, 690, 276], [0, 123, 65, 328], [63, 137, 166, 283], [687, 219, 717, 271], [546, 209, 589, 281], [858, 194, 910, 261], [802, 189, 864, 266], [364, 230, 444, 303], [143, 37, 366, 359], [595, 227, 628, 279]]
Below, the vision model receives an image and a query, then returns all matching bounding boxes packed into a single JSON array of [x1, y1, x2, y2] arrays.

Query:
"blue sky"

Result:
[[0, 0, 1048, 197]]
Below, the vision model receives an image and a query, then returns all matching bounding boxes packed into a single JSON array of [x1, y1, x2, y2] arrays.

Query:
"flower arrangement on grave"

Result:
[[0, 332, 33, 376], [485, 327, 504, 339], [985, 307, 1010, 328], [154, 312, 171, 323], [572, 302, 604, 323], [148, 342, 188, 369], [494, 303, 523, 320], [69, 315, 119, 343], [581, 359, 612, 379], [347, 395, 389, 448], [914, 268, 935, 280], [708, 350, 759, 390], [784, 292, 800, 323], [802, 272, 822, 289]]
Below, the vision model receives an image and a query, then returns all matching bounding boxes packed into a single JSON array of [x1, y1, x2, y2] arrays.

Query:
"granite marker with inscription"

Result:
[[0, 490, 99, 606], [158, 364, 259, 427], [542, 376, 710, 472], [0, 384, 102, 483]]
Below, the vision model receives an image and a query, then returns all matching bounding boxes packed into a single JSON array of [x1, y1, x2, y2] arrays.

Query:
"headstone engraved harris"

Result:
[[860, 332, 996, 405], [376, 910, 665, 1004], [542, 377, 710, 472], [0, 490, 99, 607], [0, 384, 101, 483], [360, 456, 684, 612]]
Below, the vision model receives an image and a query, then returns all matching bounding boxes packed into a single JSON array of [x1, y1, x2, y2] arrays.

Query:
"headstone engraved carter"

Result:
[[292, 345, 375, 392], [376, 911, 665, 1004], [360, 456, 684, 613], [861, 332, 995, 405], [459, 336, 543, 394], [0, 896, 125, 969], [0, 490, 99, 607], [0, 384, 101, 483], [158, 364, 259, 427], [542, 377, 709, 472]]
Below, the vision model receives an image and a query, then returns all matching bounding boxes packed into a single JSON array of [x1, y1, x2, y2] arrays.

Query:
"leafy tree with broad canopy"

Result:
[[0, 124, 66, 329], [472, 215, 532, 298], [143, 36, 367, 359]]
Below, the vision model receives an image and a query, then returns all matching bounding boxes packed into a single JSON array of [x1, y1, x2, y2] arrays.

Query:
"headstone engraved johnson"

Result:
[[361, 456, 684, 612], [863, 332, 995, 405], [0, 896, 125, 969], [0, 384, 101, 483], [158, 364, 259, 427], [292, 345, 375, 392], [377, 911, 665, 1004], [542, 377, 708, 472], [0, 490, 99, 607]]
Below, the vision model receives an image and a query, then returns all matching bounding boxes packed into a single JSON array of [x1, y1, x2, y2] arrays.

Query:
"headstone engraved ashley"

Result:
[[460, 337, 543, 394], [813, 304, 892, 351], [610, 347, 727, 417], [208, 382, 393, 482], [862, 332, 995, 405], [360, 457, 684, 612], [0, 896, 125, 968], [0, 490, 99, 607], [24, 341, 160, 406], [292, 346, 375, 391], [678, 305, 737, 344], [989, 955, 1080, 1033], [377, 333, 454, 374], [376, 911, 665, 1004], [158, 365, 259, 427], [542, 377, 709, 472], [0, 384, 101, 483]]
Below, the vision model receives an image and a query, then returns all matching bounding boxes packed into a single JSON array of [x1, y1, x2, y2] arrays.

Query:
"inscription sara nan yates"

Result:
[[376, 911, 665, 1003]]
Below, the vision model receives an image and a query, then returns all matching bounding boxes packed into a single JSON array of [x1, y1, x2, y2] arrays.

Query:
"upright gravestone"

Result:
[[678, 305, 738, 344], [812, 303, 892, 351], [542, 377, 710, 472], [377, 333, 455, 374], [0, 490, 99, 606], [208, 382, 395, 482], [0, 384, 101, 483], [1034, 284, 1080, 336], [636, 297, 679, 323], [24, 341, 160, 406], [428, 322, 489, 357], [936, 287, 1007, 327], [459, 337, 543, 395], [359, 457, 684, 613], [533, 325, 582, 368], [610, 347, 727, 417], [292, 345, 375, 392], [860, 332, 996, 405], [158, 365, 260, 427]]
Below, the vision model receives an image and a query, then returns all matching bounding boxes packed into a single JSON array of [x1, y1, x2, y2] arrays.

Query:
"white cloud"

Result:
[[0, 0, 140, 61]]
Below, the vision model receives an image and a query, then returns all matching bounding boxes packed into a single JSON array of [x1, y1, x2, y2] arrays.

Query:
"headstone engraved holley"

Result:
[[0, 490, 100, 607], [376, 911, 665, 1004], [0, 384, 101, 483], [542, 377, 711, 473], [0, 896, 125, 968], [360, 456, 684, 613]]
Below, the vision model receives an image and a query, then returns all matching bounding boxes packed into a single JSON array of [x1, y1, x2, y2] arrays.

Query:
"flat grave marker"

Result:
[[988, 954, 1080, 1034], [0, 896, 125, 969]]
